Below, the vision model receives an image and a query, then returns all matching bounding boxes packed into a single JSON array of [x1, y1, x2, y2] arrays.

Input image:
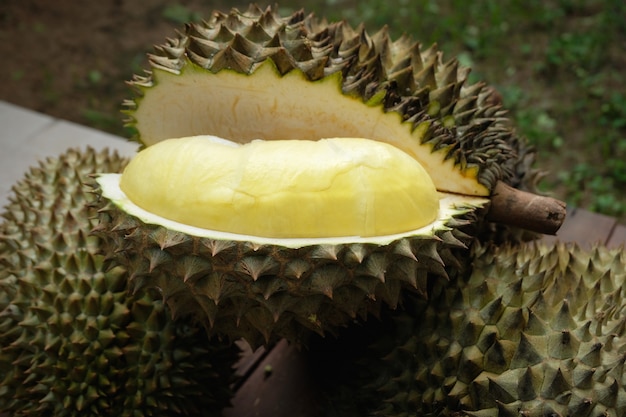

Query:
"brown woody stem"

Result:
[[486, 181, 567, 235]]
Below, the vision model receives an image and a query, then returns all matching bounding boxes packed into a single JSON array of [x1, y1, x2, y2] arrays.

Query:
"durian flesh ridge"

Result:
[[116, 136, 442, 239], [131, 62, 488, 196]]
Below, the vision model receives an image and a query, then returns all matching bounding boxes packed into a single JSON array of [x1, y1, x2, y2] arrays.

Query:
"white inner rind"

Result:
[[97, 173, 488, 249]]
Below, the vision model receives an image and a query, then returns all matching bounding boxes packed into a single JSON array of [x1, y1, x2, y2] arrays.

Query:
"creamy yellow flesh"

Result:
[[119, 136, 440, 238]]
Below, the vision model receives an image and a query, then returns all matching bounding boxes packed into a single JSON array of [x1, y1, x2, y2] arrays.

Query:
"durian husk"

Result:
[[97, 4, 544, 348], [94, 189, 484, 349], [124, 4, 537, 196], [0, 148, 239, 416], [311, 241, 626, 417]]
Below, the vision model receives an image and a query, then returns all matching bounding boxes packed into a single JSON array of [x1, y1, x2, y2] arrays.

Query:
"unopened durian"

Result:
[[0, 148, 239, 416], [93, 5, 554, 347], [314, 241, 626, 417]]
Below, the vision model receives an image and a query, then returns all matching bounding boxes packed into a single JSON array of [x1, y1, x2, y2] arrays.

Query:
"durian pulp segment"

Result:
[[99, 165, 487, 249], [132, 62, 488, 196], [116, 136, 441, 239]]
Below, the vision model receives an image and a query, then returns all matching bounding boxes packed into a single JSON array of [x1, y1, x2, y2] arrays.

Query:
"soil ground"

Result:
[[0, 0, 237, 135]]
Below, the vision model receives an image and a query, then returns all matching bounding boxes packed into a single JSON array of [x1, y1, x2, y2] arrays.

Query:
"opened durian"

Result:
[[94, 5, 563, 347], [0, 148, 239, 416], [313, 241, 626, 417]]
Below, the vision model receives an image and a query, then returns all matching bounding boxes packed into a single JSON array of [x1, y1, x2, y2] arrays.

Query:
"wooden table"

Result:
[[1, 100, 625, 416]]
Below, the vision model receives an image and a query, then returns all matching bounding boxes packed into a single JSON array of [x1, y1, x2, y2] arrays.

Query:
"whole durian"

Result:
[[93, 4, 560, 347], [0, 148, 239, 416], [313, 241, 626, 417]]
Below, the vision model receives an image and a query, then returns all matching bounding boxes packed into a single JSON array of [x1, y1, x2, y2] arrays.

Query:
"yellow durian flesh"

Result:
[[118, 136, 439, 238]]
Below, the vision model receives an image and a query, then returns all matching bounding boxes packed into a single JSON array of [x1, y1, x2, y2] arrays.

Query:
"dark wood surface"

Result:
[[542, 206, 626, 249], [224, 207, 626, 417], [224, 340, 321, 417]]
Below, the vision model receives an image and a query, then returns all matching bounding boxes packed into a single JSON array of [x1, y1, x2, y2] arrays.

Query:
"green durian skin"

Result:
[[0, 148, 239, 417], [310, 241, 626, 417]]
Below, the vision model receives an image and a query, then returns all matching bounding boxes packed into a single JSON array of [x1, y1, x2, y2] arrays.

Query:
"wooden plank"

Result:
[[23, 118, 138, 157], [607, 224, 626, 249], [224, 340, 320, 417], [542, 207, 617, 248], [233, 341, 268, 383], [0, 100, 54, 146], [0, 102, 137, 207], [0, 101, 55, 202]]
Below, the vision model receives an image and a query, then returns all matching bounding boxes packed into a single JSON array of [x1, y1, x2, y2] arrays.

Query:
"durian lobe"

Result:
[[115, 135, 440, 238]]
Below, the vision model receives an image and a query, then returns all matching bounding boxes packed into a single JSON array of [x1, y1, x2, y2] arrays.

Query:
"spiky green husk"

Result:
[[125, 4, 536, 194], [0, 148, 239, 416], [93, 191, 484, 349], [314, 241, 626, 416]]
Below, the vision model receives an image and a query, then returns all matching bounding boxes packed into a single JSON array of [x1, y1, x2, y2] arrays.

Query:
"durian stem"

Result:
[[486, 181, 567, 235]]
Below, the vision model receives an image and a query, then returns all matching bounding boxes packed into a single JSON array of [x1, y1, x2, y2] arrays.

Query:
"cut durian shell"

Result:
[[95, 166, 486, 348], [124, 4, 534, 197], [316, 241, 626, 417], [0, 148, 239, 416]]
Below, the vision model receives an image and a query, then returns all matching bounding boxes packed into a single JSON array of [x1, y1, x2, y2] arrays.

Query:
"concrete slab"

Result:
[[0, 101, 138, 206]]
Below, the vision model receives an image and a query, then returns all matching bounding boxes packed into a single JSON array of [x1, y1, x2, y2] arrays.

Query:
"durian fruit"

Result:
[[93, 5, 557, 347], [0, 148, 239, 416], [324, 241, 626, 417]]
